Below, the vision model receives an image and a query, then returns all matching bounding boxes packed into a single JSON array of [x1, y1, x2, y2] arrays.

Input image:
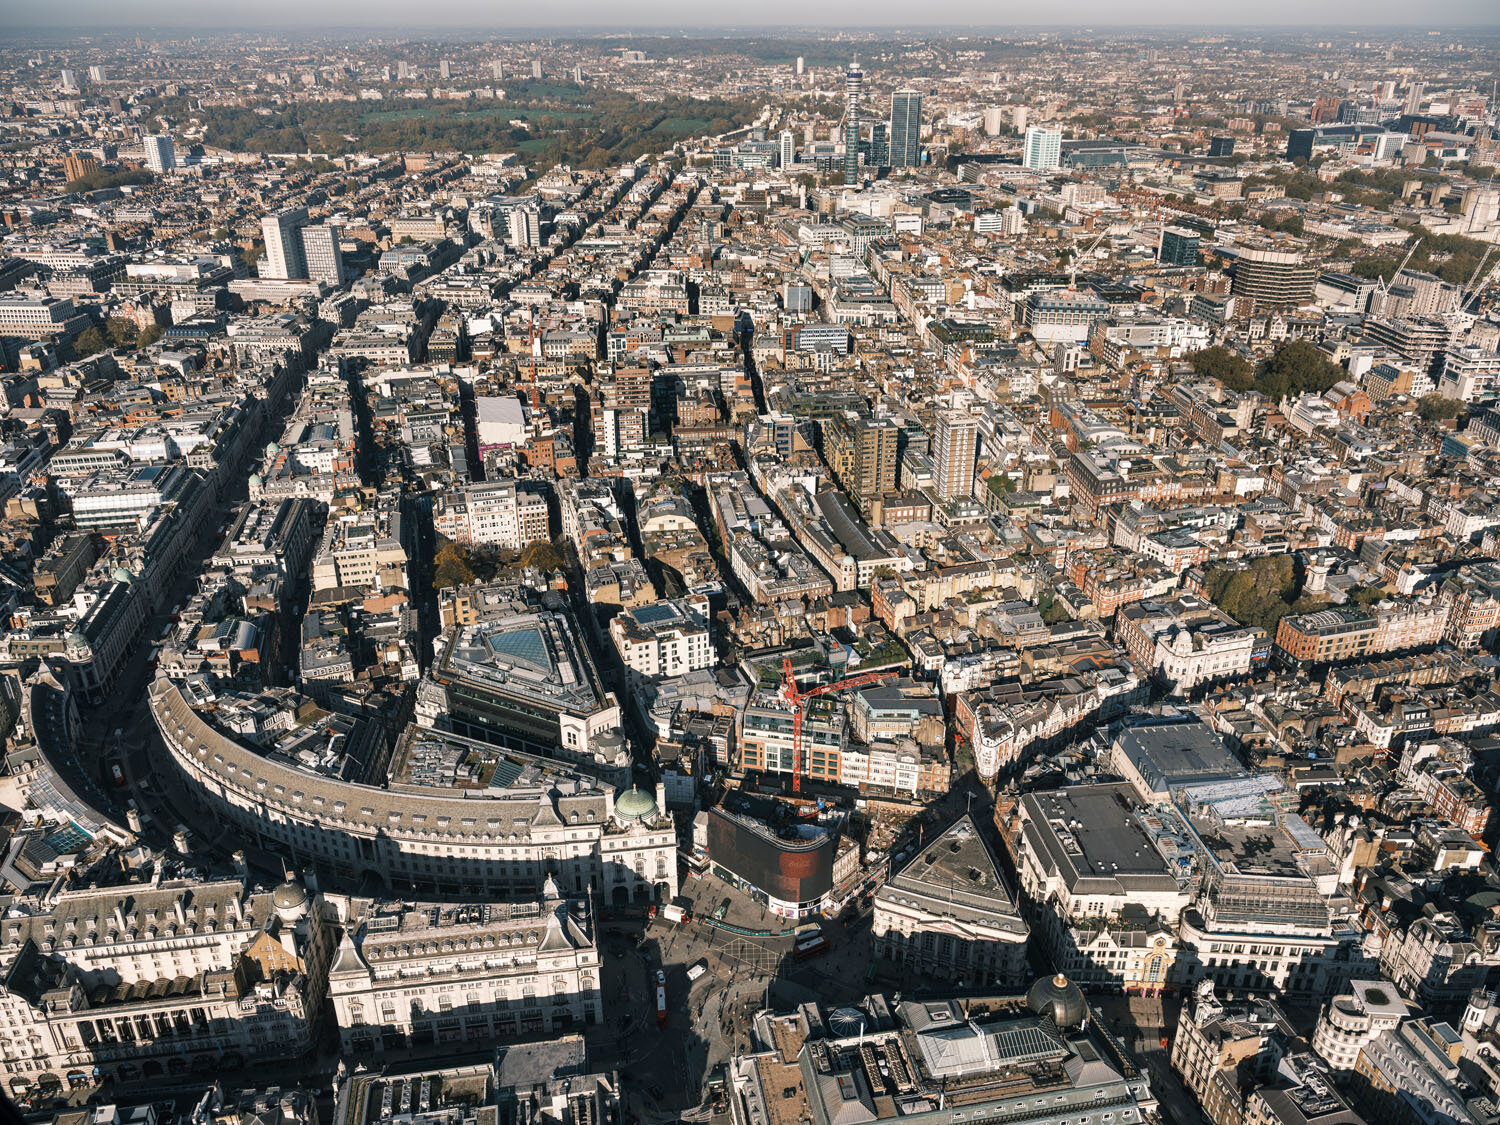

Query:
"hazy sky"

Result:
[[4, 0, 1498, 28]]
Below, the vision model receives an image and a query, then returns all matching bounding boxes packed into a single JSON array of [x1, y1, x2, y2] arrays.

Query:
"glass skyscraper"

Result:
[[1022, 126, 1062, 170], [890, 89, 922, 167], [1158, 227, 1200, 268]]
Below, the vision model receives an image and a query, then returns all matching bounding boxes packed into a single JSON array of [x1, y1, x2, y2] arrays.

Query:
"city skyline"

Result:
[[2, 15, 1500, 1125], [4, 4, 1499, 29]]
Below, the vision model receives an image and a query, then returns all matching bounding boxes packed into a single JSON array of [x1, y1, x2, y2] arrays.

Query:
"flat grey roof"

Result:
[[1115, 718, 1245, 795], [1021, 783, 1182, 897]]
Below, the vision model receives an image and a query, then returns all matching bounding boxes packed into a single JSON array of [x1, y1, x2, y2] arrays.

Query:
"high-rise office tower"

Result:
[[1158, 227, 1200, 268], [1022, 126, 1061, 171], [779, 129, 796, 169], [1208, 136, 1235, 157], [439, 60, 451, 80], [796, 56, 804, 76], [934, 411, 979, 502], [63, 153, 100, 182], [825, 415, 899, 510], [60, 69, 77, 92], [869, 123, 889, 169], [889, 89, 923, 168], [1404, 81, 1425, 115], [843, 58, 863, 185], [1310, 95, 1340, 124], [1285, 128, 1317, 162], [507, 206, 541, 249], [142, 134, 176, 174], [1230, 248, 1316, 310], [87, 65, 106, 83], [1463, 187, 1500, 233], [300, 224, 345, 285], [260, 207, 310, 280]]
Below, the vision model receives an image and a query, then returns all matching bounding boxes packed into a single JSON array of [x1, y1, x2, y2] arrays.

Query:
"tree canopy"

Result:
[[1202, 555, 1326, 634], [1038, 592, 1071, 626], [72, 326, 107, 357], [520, 540, 565, 571], [1255, 340, 1346, 401], [1189, 346, 1255, 391], [1190, 341, 1344, 400], [433, 543, 475, 589], [1417, 394, 1464, 422], [149, 83, 759, 168], [65, 167, 152, 194], [1349, 228, 1492, 287]]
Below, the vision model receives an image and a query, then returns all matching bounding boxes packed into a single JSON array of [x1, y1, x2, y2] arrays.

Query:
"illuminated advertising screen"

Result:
[[707, 808, 834, 905]]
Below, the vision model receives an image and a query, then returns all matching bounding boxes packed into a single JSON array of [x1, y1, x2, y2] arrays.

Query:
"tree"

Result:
[[1260, 213, 1303, 236], [1189, 346, 1255, 392], [73, 326, 107, 357], [65, 168, 152, 194], [1038, 592, 1071, 625], [1352, 257, 1398, 281], [1201, 554, 1319, 633], [1417, 394, 1463, 422], [105, 316, 139, 348], [433, 543, 475, 589], [1255, 340, 1345, 401], [137, 323, 164, 347], [519, 540, 565, 571]]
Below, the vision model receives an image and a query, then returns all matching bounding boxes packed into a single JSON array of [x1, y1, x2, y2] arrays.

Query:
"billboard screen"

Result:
[[707, 808, 834, 905]]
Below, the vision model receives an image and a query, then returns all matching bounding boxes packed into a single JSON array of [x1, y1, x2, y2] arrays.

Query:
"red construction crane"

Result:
[[781, 656, 897, 794]]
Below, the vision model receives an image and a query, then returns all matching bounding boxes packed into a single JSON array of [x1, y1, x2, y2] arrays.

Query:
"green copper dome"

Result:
[[615, 785, 658, 822]]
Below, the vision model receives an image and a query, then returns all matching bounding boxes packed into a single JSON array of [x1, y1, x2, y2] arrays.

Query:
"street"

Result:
[[1090, 993, 1209, 1125]]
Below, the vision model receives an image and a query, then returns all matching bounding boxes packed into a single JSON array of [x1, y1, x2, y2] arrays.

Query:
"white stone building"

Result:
[[1312, 980, 1414, 1075], [872, 814, 1029, 986], [0, 875, 330, 1096], [328, 879, 602, 1055], [608, 595, 713, 683]]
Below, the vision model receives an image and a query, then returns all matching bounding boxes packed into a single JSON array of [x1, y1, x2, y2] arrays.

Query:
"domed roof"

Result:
[[615, 785, 658, 822], [111, 566, 134, 584], [1027, 973, 1087, 1030], [248, 473, 263, 487], [272, 875, 309, 913], [265, 441, 280, 456]]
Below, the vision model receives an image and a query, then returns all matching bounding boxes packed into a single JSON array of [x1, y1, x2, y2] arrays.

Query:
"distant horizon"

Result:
[[1, 1, 1496, 33], [9, 24, 1500, 32]]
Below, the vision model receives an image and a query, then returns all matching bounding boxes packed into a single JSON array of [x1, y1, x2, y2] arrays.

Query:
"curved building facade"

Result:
[[149, 677, 677, 903], [705, 805, 836, 919], [1229, 248, 1315, 310]]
